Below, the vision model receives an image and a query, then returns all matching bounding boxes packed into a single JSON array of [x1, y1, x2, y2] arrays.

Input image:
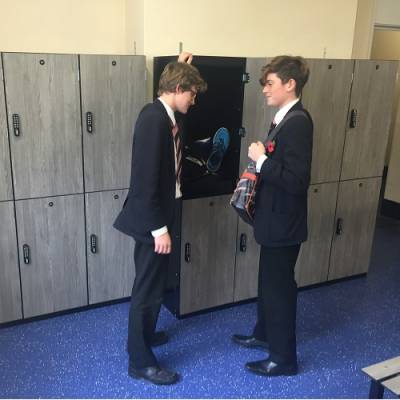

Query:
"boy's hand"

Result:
[[248, 141, 266, 162], [178, 52, 193, 64], [154, 232, 172, 254]]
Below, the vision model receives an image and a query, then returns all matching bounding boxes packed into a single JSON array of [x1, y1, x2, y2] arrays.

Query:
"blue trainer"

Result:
[[206, 127, 230, 172]]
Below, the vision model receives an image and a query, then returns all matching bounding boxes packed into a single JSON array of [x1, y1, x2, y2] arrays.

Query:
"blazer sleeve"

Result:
[[130, 111, 168, 230], [259, 116, 313, 195]]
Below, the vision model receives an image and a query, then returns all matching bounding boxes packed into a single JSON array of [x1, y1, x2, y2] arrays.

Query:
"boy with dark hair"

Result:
[[114, 53, 206, 385], [232, 55, 313, 377]]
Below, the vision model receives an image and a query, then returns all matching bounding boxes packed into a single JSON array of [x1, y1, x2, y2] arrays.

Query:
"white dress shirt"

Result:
[[256, 98, 300, 172]]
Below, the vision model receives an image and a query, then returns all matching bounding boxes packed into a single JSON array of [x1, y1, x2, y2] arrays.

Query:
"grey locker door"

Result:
[[80, 55, 146, 192], [302, 59, 353, 184], [234, 218, 260, 302], [241, 58, 277, 172], [180, 195, 237, 314], [295, 182, 338, 287], [0, 201, 22, 323], [328, 178, 381, 281], [341, 60, 398, 180], [3, 53, 82, 199], [0, 57, 13, 202], [16, 194, 87, 318], [86, 190, 135, 304]]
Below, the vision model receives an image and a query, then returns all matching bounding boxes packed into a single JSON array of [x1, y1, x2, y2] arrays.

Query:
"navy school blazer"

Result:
[[253, 101, 313, 247], [113, 100, 176, 244]]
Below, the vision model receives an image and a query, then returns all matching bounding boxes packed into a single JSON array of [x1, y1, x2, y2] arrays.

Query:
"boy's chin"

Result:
[[178, 107, 189, 114]]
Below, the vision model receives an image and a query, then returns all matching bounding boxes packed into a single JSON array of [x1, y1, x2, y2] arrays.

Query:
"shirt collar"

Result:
[[158, 97, 176, 126], [274, 98, 300, 125]]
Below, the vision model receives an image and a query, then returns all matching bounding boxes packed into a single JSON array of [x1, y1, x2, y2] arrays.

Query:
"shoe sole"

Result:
[[128, 369, 179, 385], [246, 367, 298, 377], [213, 127, 230, 148]]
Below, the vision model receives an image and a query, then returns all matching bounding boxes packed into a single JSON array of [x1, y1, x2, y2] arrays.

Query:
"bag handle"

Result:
[[265, 110, 310, 143]]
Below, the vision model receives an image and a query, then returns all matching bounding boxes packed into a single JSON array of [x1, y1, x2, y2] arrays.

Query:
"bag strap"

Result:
[[265, 110, 310, 143]]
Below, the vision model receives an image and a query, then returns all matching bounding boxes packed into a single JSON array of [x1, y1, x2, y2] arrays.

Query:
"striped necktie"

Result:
[[172, 123, 182, 184]]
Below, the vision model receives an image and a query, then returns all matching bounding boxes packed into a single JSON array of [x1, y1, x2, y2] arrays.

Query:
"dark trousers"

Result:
[[127, 199, 181, 368], [253, 244, 301, 364], [127, 241, 169, 368]]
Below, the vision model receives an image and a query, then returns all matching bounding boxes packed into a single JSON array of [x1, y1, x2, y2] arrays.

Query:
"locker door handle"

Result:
[[86, 112, 93, 133], [349, 109, 357, 128], [239, 233, 247, 252], [184, 243, 191, 263], [12, 114, 21, 137], [22, 244, 30, 264], [90, 234, 98, 254], [336, 218, 343, 235], [238, 127, 246, 138]]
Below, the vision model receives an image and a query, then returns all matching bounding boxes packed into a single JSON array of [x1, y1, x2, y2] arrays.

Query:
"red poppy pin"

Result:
[[266, 140, 276, 154]]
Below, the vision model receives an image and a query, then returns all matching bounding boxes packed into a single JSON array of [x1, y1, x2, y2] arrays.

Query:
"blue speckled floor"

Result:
[[0, 216, 399, 398]]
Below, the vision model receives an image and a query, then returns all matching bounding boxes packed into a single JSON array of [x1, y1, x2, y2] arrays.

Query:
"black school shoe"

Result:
[[128, 365, 179, 385], [245, 358, 298, 377], [231, 334, 269, 350]]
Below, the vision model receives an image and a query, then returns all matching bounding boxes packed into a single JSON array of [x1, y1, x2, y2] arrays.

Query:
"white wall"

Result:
[[375, 0, 400, 26], [126, 0, 144, 55], [371, 29, 400, 203], [352, 0, 377, 58], [142, 0, 358, 59], [0, 0, 127, 54], [0, 0, 359, 58]]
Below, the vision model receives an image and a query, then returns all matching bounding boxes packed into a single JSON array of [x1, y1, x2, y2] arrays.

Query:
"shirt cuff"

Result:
[[151, 226, 168, 237], [256, 154, 268, 172]]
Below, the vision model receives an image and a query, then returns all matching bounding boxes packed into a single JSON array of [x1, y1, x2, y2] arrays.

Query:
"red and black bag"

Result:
[[230, 161, 258, 225]]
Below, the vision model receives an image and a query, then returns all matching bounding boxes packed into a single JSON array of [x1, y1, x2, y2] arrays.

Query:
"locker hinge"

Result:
[[77, 69, 80, 82], [242, 72, 250, 83], [351, 72, 354, 85], [144, 70, 147, 81]]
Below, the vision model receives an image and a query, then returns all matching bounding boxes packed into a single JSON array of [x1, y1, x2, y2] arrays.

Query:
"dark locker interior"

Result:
[[153, 55, 246, 199]]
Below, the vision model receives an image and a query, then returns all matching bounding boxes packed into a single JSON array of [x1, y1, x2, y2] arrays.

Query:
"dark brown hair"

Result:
[[259, 55, 309, 97], [157, 61, 207, 96]]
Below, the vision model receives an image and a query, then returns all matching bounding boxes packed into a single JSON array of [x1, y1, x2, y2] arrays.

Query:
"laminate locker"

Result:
[[341, 60, 398, 180], [80, 55, 146, 192], [85, 190, 135, 304], [328, 177, 382, 280], [3, 53, 82, 199], [234, 218, 260, 302], [235, 183, 340, 297], [0, 201, 22, 323], [232, 58, 274, 302], [239, 58, 276, 173], [302, 59, 353, 184], [0, 56, 13, 202], [295, 182, 338, 287], [180, 195, 237, 315], [15, 194, 87, 318]]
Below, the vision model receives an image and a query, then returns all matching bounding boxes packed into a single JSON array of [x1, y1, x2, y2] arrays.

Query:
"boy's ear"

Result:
[[286, 78, 297, 93], [175, 84, 184, 94]]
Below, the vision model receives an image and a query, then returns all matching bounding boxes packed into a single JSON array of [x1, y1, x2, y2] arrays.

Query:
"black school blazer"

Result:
[[113, 100, 176, 244], [253, 101, 313, 247]]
